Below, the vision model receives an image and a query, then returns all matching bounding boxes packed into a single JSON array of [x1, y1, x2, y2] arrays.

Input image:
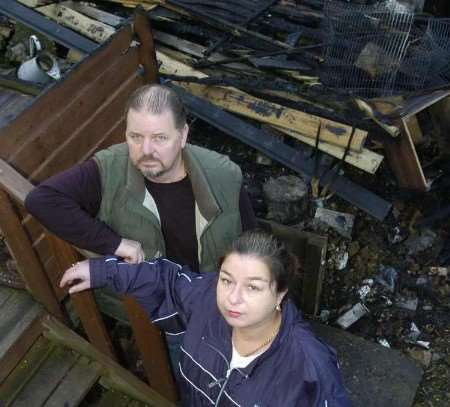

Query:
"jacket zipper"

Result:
[[203, 337, 248, 407]]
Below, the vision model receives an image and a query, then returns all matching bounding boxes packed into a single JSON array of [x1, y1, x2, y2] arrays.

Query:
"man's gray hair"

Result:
[[125, 84, 187, 130]]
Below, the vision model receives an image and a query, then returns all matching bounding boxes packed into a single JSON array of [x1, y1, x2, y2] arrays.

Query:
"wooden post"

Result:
[[124, 12, 178, 402], [123, 297, 178, 403], [46, 234, 117, 360], [0, 189, 64, 320], [384, 118, 427, 191], [258, 219, 327, 315], [133, 7, 160, 84]]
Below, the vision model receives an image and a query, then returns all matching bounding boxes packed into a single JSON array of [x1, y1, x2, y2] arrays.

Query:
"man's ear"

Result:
[[181, 123, 189, 148]]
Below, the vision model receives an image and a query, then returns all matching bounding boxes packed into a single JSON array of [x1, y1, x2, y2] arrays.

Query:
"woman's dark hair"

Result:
[[221, 230, 300, 293]]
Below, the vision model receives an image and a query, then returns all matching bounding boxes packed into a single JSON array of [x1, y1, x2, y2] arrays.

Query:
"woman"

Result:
[[60, 230, 350, 406]]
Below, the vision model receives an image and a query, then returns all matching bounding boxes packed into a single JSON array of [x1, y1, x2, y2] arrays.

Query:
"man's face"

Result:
[[125, 108, 188, 183]]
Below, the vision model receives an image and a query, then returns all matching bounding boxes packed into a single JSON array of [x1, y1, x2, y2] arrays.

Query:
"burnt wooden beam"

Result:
[[134, 8, 160, 83], [0, 0, 97, 53], [202, 0, 279, 57], [384, 119, 428, 191], [194, 44, 321, 69], [164, 0, 294, 51], [169, 83, 391, 220]]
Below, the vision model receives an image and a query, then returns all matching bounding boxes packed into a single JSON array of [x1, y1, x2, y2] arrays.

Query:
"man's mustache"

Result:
[[138, 155, 160, 164]]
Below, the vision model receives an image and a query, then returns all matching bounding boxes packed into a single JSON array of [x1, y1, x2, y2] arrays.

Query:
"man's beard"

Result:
[[137, 155, 168, 180], [142, 167, 167, 179]]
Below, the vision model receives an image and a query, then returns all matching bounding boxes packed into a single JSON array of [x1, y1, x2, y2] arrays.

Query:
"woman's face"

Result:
[[216, 253, 286, 330]]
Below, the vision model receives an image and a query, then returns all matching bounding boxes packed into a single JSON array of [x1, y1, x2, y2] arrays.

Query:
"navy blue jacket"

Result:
[[90, 257, 351, 407]]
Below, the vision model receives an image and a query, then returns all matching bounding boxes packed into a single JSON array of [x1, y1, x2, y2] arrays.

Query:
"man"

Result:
[[25, 84, 256, 271]]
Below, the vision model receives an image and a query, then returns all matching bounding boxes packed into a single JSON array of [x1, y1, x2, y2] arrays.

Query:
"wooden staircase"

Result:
[[0, 285, 171, 407]]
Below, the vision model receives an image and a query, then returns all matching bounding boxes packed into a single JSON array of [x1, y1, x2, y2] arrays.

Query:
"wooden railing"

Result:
[[0, 10, 177, 403]]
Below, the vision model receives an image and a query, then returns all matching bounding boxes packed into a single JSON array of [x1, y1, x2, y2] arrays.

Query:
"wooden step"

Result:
[[0, 335, 101, 407], [43, 356, 101, 407], [94, 388, 148, 407], [0, 285, 44, 383]]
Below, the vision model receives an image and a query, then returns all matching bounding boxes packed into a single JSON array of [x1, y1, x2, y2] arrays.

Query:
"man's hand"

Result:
[[59, 260, 91, 294], [114, 238, 145, 263]]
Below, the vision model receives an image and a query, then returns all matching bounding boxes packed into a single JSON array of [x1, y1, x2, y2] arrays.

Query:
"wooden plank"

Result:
[[156, 53, 367, 151], [258, 220, 327, 315], [0, 285, 15, 308], [16, 0, 52, 7], [384, 119, 427, 191], [0, 189, 64, 320], [85, 119, 127, 159], [0, 309, 45, 384], [32, 234, 52, 268], [0, 25, 133, 160], [37, 4, 115, 43], [123, 297, 178, 403], [41, 256, 66, 301], [0, 290, 36, 357], [98, 0, 157, 10], [10, 46, 141, 179], [153, 30, 259, 74], [0, 300, 43, 371], [96, 389, 132, 407], [62, 1, 125, 27], [11, 346, 79, 406], [0, 336, 54, 405], [45, 234, 117, 361], [134, 7, 160, 84], [23, 214, 44, 245], [301, 237, 327, 316], [0, 159, 34, 203], [179, 81, 367, 151], [44, 357, 101, 407], [405, 115, 424, 145], [42, 315, 176, 407], [273, 126, 384, 174], [30, 72, 142, 182]]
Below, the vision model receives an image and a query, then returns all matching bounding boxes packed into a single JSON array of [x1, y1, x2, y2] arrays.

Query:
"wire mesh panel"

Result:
[[320, 0, 415, 97], [424, 19, 450, 86]]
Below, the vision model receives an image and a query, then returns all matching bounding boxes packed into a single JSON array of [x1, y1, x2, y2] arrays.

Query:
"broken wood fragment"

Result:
[[98, 0, 160, 10], [17, 0, 52, 7], [273, 126, 383, 174], [37, 4, 115, 43], [61, 1, 125, 28], [176, 81, 367, 151], [384, 118, 428, 191], [170, 83, 392, 220]]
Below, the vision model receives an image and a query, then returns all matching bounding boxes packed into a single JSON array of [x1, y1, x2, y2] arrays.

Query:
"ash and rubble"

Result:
[[189, 117, 450, 406]]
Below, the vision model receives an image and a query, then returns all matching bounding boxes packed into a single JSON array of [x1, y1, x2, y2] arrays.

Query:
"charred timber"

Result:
[[169, 84, 391, 220]]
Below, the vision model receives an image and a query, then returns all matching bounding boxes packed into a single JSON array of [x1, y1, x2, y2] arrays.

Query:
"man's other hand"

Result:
[[114, 238, 145, 263], [60, 260, 90, 294]]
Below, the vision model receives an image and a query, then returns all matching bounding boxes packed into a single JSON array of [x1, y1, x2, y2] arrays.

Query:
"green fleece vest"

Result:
[[94, 143, 243, 271]]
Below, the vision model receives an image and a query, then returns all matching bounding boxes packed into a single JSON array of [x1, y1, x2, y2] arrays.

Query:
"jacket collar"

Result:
[[124, 143, 221, 222], [183, 144, 221, 222], [205, 297, 301, 377], [237, 299, 299, 377]]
